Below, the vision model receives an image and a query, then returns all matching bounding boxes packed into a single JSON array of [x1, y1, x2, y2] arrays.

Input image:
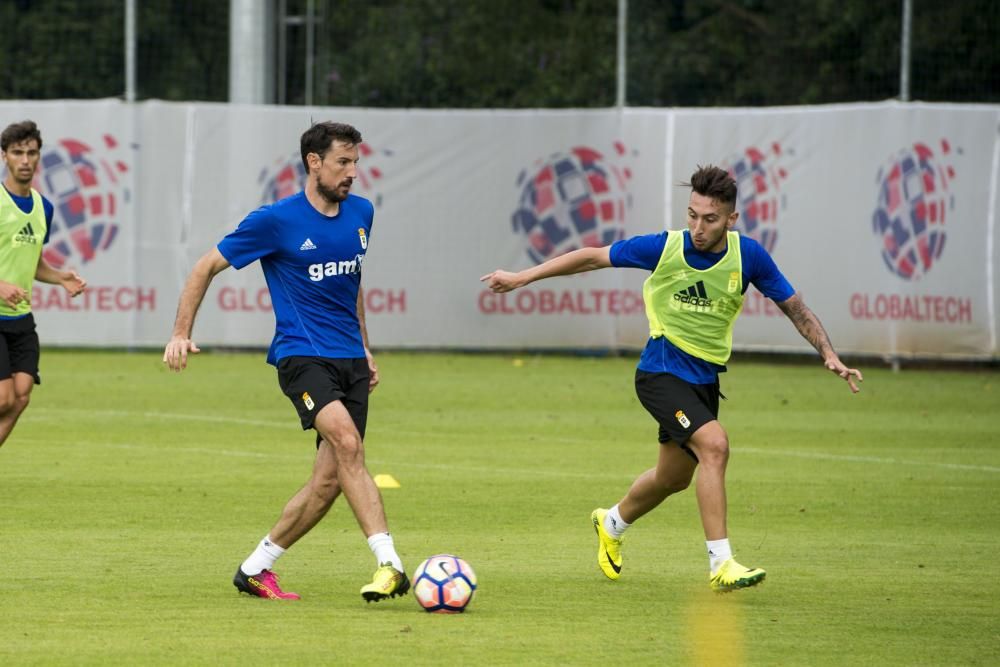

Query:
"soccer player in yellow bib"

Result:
[[481, 165, 862, 591], [0, 120, 86, 452]]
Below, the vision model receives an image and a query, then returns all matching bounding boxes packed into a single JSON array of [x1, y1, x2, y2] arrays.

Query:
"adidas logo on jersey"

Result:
[[12, 222, 39, 246], [673, 280, 712, 308], [299, 238, 317, 251]]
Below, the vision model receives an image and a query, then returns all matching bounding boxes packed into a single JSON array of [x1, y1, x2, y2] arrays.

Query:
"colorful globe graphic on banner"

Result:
[[872, 140, 954, 281], [34, 135, 130, 269], [258, 143, 390, 207], [512, 144, 632, 265], [724, 143, 788, 254]]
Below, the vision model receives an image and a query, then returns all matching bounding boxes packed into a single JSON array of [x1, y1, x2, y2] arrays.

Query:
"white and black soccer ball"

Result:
[[413, 554, 477, 614]]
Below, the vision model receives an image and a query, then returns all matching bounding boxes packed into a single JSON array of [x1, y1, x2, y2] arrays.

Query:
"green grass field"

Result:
[[1, 350, 997, 666]]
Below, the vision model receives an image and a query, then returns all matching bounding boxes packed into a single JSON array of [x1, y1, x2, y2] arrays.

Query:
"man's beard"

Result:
[[316, 177, 348, 203]]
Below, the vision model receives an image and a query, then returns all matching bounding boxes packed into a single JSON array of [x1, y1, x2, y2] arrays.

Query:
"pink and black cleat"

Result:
[[233, 568, 301, 600]]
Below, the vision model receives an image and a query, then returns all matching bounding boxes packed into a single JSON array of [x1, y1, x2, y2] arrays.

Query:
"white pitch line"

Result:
[[13, 438, 627, 480], [27, 408, 1000, 474], [738, 447, 1000, 473], [32, 407, 292, 430]]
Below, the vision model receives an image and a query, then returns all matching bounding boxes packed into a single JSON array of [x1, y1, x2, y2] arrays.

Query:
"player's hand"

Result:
[[163, 335, 201, 372], [365, 348, 379, 393], [0, 281, 26, 308], [60, 270, 87, 297], [479, 270, 523, 293], [825, 356, 863, 393]]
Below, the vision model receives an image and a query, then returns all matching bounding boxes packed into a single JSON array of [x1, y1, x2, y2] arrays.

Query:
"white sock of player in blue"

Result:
[[604, 504, 631, 539], [706, 538, 732, 575], [241, 535, 286, 575], [367, 532, 404, 573]]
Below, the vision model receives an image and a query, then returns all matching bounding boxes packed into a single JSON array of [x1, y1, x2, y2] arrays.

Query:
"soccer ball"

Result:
[[413, 554, 477, 613]]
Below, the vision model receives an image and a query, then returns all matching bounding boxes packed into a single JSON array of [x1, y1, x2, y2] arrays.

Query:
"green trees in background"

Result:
[[0, 0, 995, 106], [0, 0, 228, 102], [0, 0, 125, 99]]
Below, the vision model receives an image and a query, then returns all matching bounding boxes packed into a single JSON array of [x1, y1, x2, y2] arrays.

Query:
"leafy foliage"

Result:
[[0, 0, 995, 105]]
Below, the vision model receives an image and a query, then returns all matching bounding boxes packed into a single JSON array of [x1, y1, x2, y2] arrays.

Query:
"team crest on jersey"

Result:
[[675, 410, 691, 429], [728, 271, 740, 293], [358, 228, 367, 250]]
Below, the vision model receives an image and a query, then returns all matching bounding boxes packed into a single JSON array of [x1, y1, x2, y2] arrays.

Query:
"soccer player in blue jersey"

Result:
[[163, 122, 408, 602], [0, 120, 87, 452], [482, 165, 862, 592]]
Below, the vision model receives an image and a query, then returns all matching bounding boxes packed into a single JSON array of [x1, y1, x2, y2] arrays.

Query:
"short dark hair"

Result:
[[682, 165, 737, 211], [1, 120, 42, 152], [300, 121, 362, 171]]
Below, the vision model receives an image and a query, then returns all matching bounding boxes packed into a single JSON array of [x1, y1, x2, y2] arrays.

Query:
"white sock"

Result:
[[707, 538, 732, 575], [604, 504, 631, 539], [367, 532, 403, 573], [241, 535, 286, 576]]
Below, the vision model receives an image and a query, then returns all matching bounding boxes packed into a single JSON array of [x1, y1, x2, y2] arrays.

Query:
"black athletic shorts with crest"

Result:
[[634, 369, 722, 461], [0, 313, 41, 384], [277, 356, 369, 440]]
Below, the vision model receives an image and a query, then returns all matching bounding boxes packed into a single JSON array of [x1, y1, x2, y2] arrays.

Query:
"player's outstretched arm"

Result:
[[480, 246, 612, 293], [776, 293, 863, 393], [163, 248, 231, 372]]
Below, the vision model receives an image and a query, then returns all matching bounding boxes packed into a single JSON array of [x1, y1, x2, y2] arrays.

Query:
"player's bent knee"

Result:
[[312, 477, 341, 503], [329, 434, 364, 464], [662, 476, 692, 494], [693, 436, 729, 466]]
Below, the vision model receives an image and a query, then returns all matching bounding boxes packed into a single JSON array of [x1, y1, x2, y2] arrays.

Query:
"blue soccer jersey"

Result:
[[610, 230, 795, 384], [217, 191, 373, 365]]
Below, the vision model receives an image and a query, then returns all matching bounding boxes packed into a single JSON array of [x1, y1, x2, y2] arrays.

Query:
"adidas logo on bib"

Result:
[[673, 280, 712, 308], [13, 222, 39, 246]]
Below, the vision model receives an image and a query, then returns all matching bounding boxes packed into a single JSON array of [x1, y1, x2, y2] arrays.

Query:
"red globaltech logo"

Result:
[[871, 140, 955, 281], [511, 143, 633, 265], [851, 139, 970, 325], [481, 142, 644, 317], [723, 142, 791, 254], [32, 135, 131, 268], [26, 135, 154, 314], [724, 142, 791, 319]]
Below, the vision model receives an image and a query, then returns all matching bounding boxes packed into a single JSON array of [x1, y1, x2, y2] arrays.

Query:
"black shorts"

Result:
[[0, 314, 40, 384], [277, 356, 369, 440], [634, 369, 722, 458]]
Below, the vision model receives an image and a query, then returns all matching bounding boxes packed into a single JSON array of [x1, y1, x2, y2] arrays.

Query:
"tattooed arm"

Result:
[[776, 293, 863, 393]]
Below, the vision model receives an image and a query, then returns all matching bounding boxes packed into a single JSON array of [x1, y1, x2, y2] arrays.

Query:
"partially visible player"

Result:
[[163, 121, 408, 603], [0, 120, 86, 452], [481, 165, 862, 591]]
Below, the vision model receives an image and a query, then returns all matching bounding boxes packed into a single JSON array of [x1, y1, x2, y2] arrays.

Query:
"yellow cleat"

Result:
[[709, 558, 766, 592], [361, 562, 411, 603], [591, 508, 624, 580]]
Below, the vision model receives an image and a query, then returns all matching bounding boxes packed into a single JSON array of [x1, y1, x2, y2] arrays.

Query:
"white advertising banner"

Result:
[[0, 100, 996, 359], [672, 103, 1000, 358]]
